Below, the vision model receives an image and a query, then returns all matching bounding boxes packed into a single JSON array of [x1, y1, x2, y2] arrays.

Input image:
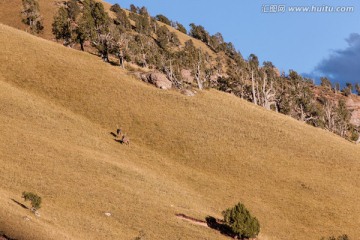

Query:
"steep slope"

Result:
[[0, 0, 116, 39], [0, 0, 59, 39], [0, 24, 360, 240], [0, 0, 214, 55]]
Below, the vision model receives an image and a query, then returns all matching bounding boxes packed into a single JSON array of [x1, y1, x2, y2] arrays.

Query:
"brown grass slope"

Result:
[[0, 24, 360, 240], [0, 0, 59, 39]]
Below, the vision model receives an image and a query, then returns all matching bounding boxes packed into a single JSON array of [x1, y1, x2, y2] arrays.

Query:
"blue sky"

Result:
[[107, 0, 360, 86]]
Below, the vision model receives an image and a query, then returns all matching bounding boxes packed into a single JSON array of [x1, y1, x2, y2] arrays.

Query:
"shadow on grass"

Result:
[[205, 216, 237, 238], [110, 132, 126, 144], [10, 199, 28, 210], [0, 231, 18, 240]]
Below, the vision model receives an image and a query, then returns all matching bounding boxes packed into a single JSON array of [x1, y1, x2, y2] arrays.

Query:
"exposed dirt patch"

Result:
[[175, 213, 208, 227]]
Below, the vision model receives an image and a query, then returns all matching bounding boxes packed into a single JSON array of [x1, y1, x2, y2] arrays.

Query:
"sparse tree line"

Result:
[[22, 0, 360, 142], [21, 0, 44, 33]]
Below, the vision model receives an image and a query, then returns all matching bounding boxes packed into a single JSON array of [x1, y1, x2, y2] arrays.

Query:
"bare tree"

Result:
[[164, 59, 181, 88], [323, 100, 335, 131], [261, 74, 277, 110], [251, 70, 257, 105], [93, 31, 113, 62], [113, 33, 129, 69], [195, 50, 203, 90]]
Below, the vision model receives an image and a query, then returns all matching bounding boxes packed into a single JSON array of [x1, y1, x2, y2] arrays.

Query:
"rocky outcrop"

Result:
[[180, 69, 193, 83], [180, 89, 195, 97], [346, 96, 360, 126], [141, 72, 172, 90]]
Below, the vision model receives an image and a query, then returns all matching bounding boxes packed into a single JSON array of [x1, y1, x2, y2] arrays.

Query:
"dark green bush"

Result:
[[155, 14, 171, 26], [321, 234, 350, 240], [22, 191, 42, 210], [222, 202, 260, 239], [110, 3, 121, 13], [350, 130, 359, 142]]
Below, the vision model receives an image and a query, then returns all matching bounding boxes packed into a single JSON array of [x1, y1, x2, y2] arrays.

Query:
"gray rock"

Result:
[[141, 72, 172, 90], [181, 89, 195, 97]]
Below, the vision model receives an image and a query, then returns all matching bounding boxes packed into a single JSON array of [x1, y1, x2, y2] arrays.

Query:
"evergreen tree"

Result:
[[209, 32, 224, 52], [248, 53, 259, 69], [138, 6, 148, 16], [343, 83, 353, 96], [222, 202, 260, 239], [175, 22, 187, 34], [74, 19, 91, 51], [130, 11, 150, 35], [155, 14, 171, 25], [52, 0, 94, 50], [189, 23, 210, 44], [91, 2, 109, 30], [224, 42, 237, 58], [355, 83, 360, 96], [346, 82, 353, 91], [113, 7, 131, 31], [156, 25, 170, 49], [76, 0, 97, 51], [169, 31, 180, 46], [52, 7, 72, 44], [21, 0, 44, 33], [110, 3, 122, 13], [130, 4, 138, 13], [66, 0, 80, 21], [320, 77, 332, 90]]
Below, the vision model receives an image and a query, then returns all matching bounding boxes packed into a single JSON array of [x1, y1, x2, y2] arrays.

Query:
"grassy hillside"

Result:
[[0, 0, 116, 38], [0, 24, 360, 240], [0, 0, 214, 55]]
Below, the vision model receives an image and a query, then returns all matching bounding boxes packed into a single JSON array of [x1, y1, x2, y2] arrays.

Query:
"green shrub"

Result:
[[321, 235, 350, 240], [110, 3, 121, 13], [222, 202, 260, 239], [350, 130, 359, 141], [133, 230, 146, 240], [22, 191, 42, 210]]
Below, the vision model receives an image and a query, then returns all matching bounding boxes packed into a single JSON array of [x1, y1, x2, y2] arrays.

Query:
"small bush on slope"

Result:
[[222, 202, 260, 239], [22, 191, 42, 211]]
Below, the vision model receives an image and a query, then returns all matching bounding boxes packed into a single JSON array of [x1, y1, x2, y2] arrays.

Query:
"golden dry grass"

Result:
[[0, 0, 59, 39], [0, 24, 360, 240]]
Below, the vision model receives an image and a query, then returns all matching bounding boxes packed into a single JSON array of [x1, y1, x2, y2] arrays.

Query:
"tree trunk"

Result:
[[142, 54, 147, 68], [324, 101, 334, 131], [256, 81, 260, 106], [251, 70, 257, 105], [80, 41, 84, 51], [196, 64, 203, 90], [196, 52, 203, 90], [300, 105, 305, 121], [102, 52, 109, 62], [120, 56, 124, 69], [263, 81, 276, 110]]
